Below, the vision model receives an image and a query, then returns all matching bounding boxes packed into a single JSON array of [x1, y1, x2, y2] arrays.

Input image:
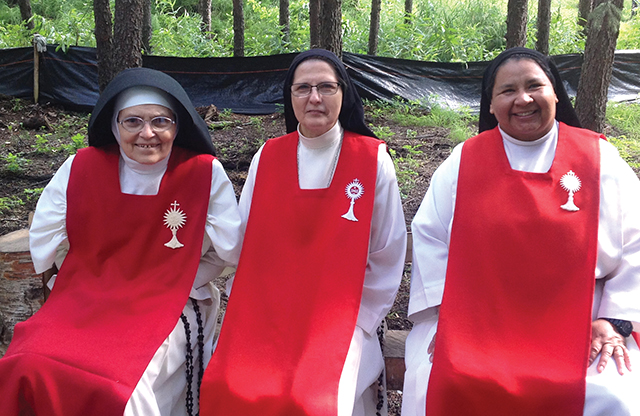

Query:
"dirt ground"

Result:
[[0, 94, 456, 415]]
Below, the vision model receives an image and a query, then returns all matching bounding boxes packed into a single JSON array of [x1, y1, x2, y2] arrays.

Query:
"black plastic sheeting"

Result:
[[1, 45, 639, 114]]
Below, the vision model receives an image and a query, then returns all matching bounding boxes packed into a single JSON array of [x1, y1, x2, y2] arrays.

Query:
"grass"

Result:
[[0, 196, 24, 212], [367, 97, 477, 144], [606, 102, 640, 170]]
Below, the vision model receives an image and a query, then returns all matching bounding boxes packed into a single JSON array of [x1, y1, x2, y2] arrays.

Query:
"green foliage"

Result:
[[2, 152, 30, 175], [0, 2, 21, 24], [219, 108, 233, 121], [0, 0, 97, 50], [0, 22, 31, 48], [389, 144, 424, 197], [371, 125, 395, 140], [152, 10, 228, 57], [23, 187, 44, 202], [4, 0, 639, 59], [618, 14, 640, 50], [343, 0, 508, 61], [378, 97, 476, 143], [61, 133, 87, 155], [527, 1, 585, 54], [606, 102, 640, 170], [0, 196, 24, 212], [607, 102, 640, 137], [32, 133, 54, 154]]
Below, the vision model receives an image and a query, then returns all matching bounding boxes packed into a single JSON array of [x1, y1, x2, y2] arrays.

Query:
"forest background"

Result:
[[1, 0, 639, 60]]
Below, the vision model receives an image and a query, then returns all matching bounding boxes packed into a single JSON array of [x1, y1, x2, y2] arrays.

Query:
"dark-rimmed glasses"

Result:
[[290, 82, 341, 97], [118, 116, 175, 133]]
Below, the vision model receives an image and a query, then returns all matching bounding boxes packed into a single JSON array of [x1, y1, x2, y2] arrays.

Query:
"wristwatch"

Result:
[[602, 318, 633, 338]]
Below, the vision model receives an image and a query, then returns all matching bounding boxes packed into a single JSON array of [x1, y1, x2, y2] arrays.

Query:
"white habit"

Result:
[[29, 150, 243, 416], [403, 122, 640, 416], [236, 122, 408, 416]]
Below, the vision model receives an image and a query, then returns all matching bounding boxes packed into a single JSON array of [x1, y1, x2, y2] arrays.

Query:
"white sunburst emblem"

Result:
[[560, 170, 581, 212], [164, 200, 187, 249], [341, 179, 364, 222]]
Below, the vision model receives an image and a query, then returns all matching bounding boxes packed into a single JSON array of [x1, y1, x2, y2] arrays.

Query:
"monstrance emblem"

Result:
[[342, 179, 364, 222], [560, 170, 581, 212], [164, 200, 187, 248]]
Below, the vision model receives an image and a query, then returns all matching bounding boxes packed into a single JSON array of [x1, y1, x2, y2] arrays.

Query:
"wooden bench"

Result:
[[384, 329, 409, 390]]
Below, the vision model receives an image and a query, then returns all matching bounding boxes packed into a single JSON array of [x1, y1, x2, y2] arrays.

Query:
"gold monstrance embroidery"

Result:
[[560, 170, 581, 212], [342, 179, 364, 222], [164, 201, 186, 248]]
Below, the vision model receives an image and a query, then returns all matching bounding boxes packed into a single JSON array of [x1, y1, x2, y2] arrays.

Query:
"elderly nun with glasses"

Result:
[[199, 49, 407, 416], [0, 68, 242, 416]]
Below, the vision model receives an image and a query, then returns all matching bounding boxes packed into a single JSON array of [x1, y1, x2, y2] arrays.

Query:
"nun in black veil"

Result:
[[200, 49, 407, 416], [404, 47, 640, 416], [0, 67, 242, 416]]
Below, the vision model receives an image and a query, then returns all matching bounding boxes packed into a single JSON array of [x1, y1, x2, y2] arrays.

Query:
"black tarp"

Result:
[[1, 45, 639, 114], [0, 47, 33, 99]]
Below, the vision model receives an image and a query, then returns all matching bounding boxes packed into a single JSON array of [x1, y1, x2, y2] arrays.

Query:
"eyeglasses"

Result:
[[290, 82, 341, 97], [118, 116, 175, 133]]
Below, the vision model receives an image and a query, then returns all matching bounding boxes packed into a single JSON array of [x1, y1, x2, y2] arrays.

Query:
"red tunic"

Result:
[[200, 131, 381, 416], [0, 145, 212, 416], [427, 123, 602, 416]]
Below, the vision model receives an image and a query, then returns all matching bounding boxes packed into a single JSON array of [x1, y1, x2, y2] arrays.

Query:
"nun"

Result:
[[200, 49, 407, 416], [0, 67, 242, 416], [403, 47, 640, 416]]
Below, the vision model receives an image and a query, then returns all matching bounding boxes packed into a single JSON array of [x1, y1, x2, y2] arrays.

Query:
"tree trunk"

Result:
[[309, 0, 321, 49], [578, 0, 594, 28], [536, 0, 551, 55], [17, 0, 34, 30], [280, 0, 290, 45], [404, 0, 413, 25], [113, 0, 144, 75], [368, 0, 381, 55], [575, 0, 623, 132], [506, 0, 528, 48], [142, 0, 152, 55], [233, 0, 244, 57], [319, 0, 342, 57], [93, 0, 114, 91], [199, 0, 212, 35]]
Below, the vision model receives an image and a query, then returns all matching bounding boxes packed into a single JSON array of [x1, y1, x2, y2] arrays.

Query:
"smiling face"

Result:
[[291, 59, 343, 138], [117, 104, 177, 164], [489, 58, 559, 141]]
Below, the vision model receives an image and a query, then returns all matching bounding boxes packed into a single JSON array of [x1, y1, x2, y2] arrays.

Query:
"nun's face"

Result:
[[117, 104, 177, 164], [291, 59, 343, 138], [490, 58, 558, 141]]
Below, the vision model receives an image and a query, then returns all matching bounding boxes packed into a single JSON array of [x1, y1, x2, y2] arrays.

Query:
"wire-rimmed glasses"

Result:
[[118, 116, 175, 133], [290, 82, 341, 97]]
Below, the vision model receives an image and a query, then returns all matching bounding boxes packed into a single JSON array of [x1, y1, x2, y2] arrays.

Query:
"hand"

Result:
[[428, 332, 436, 363], [589, 319, 632, 375]]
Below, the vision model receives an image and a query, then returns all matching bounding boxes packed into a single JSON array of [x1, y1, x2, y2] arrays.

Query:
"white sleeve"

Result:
[[237, 145, 263, 230], [29, 155, 75, 274], [408, 143, 463, 322], [356, 143, 407, 335], [192, 159, 244, 292], [594, 140, 640, 331]]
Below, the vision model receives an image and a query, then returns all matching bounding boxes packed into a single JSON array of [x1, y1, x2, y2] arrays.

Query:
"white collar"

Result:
[[499, 121, 558, 147], [119, 146, 171, 175], [297, 121, 343, 150]]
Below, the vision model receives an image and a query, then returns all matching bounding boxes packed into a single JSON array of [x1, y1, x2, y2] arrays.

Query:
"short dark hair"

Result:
[[484, 53, 556, 100]]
